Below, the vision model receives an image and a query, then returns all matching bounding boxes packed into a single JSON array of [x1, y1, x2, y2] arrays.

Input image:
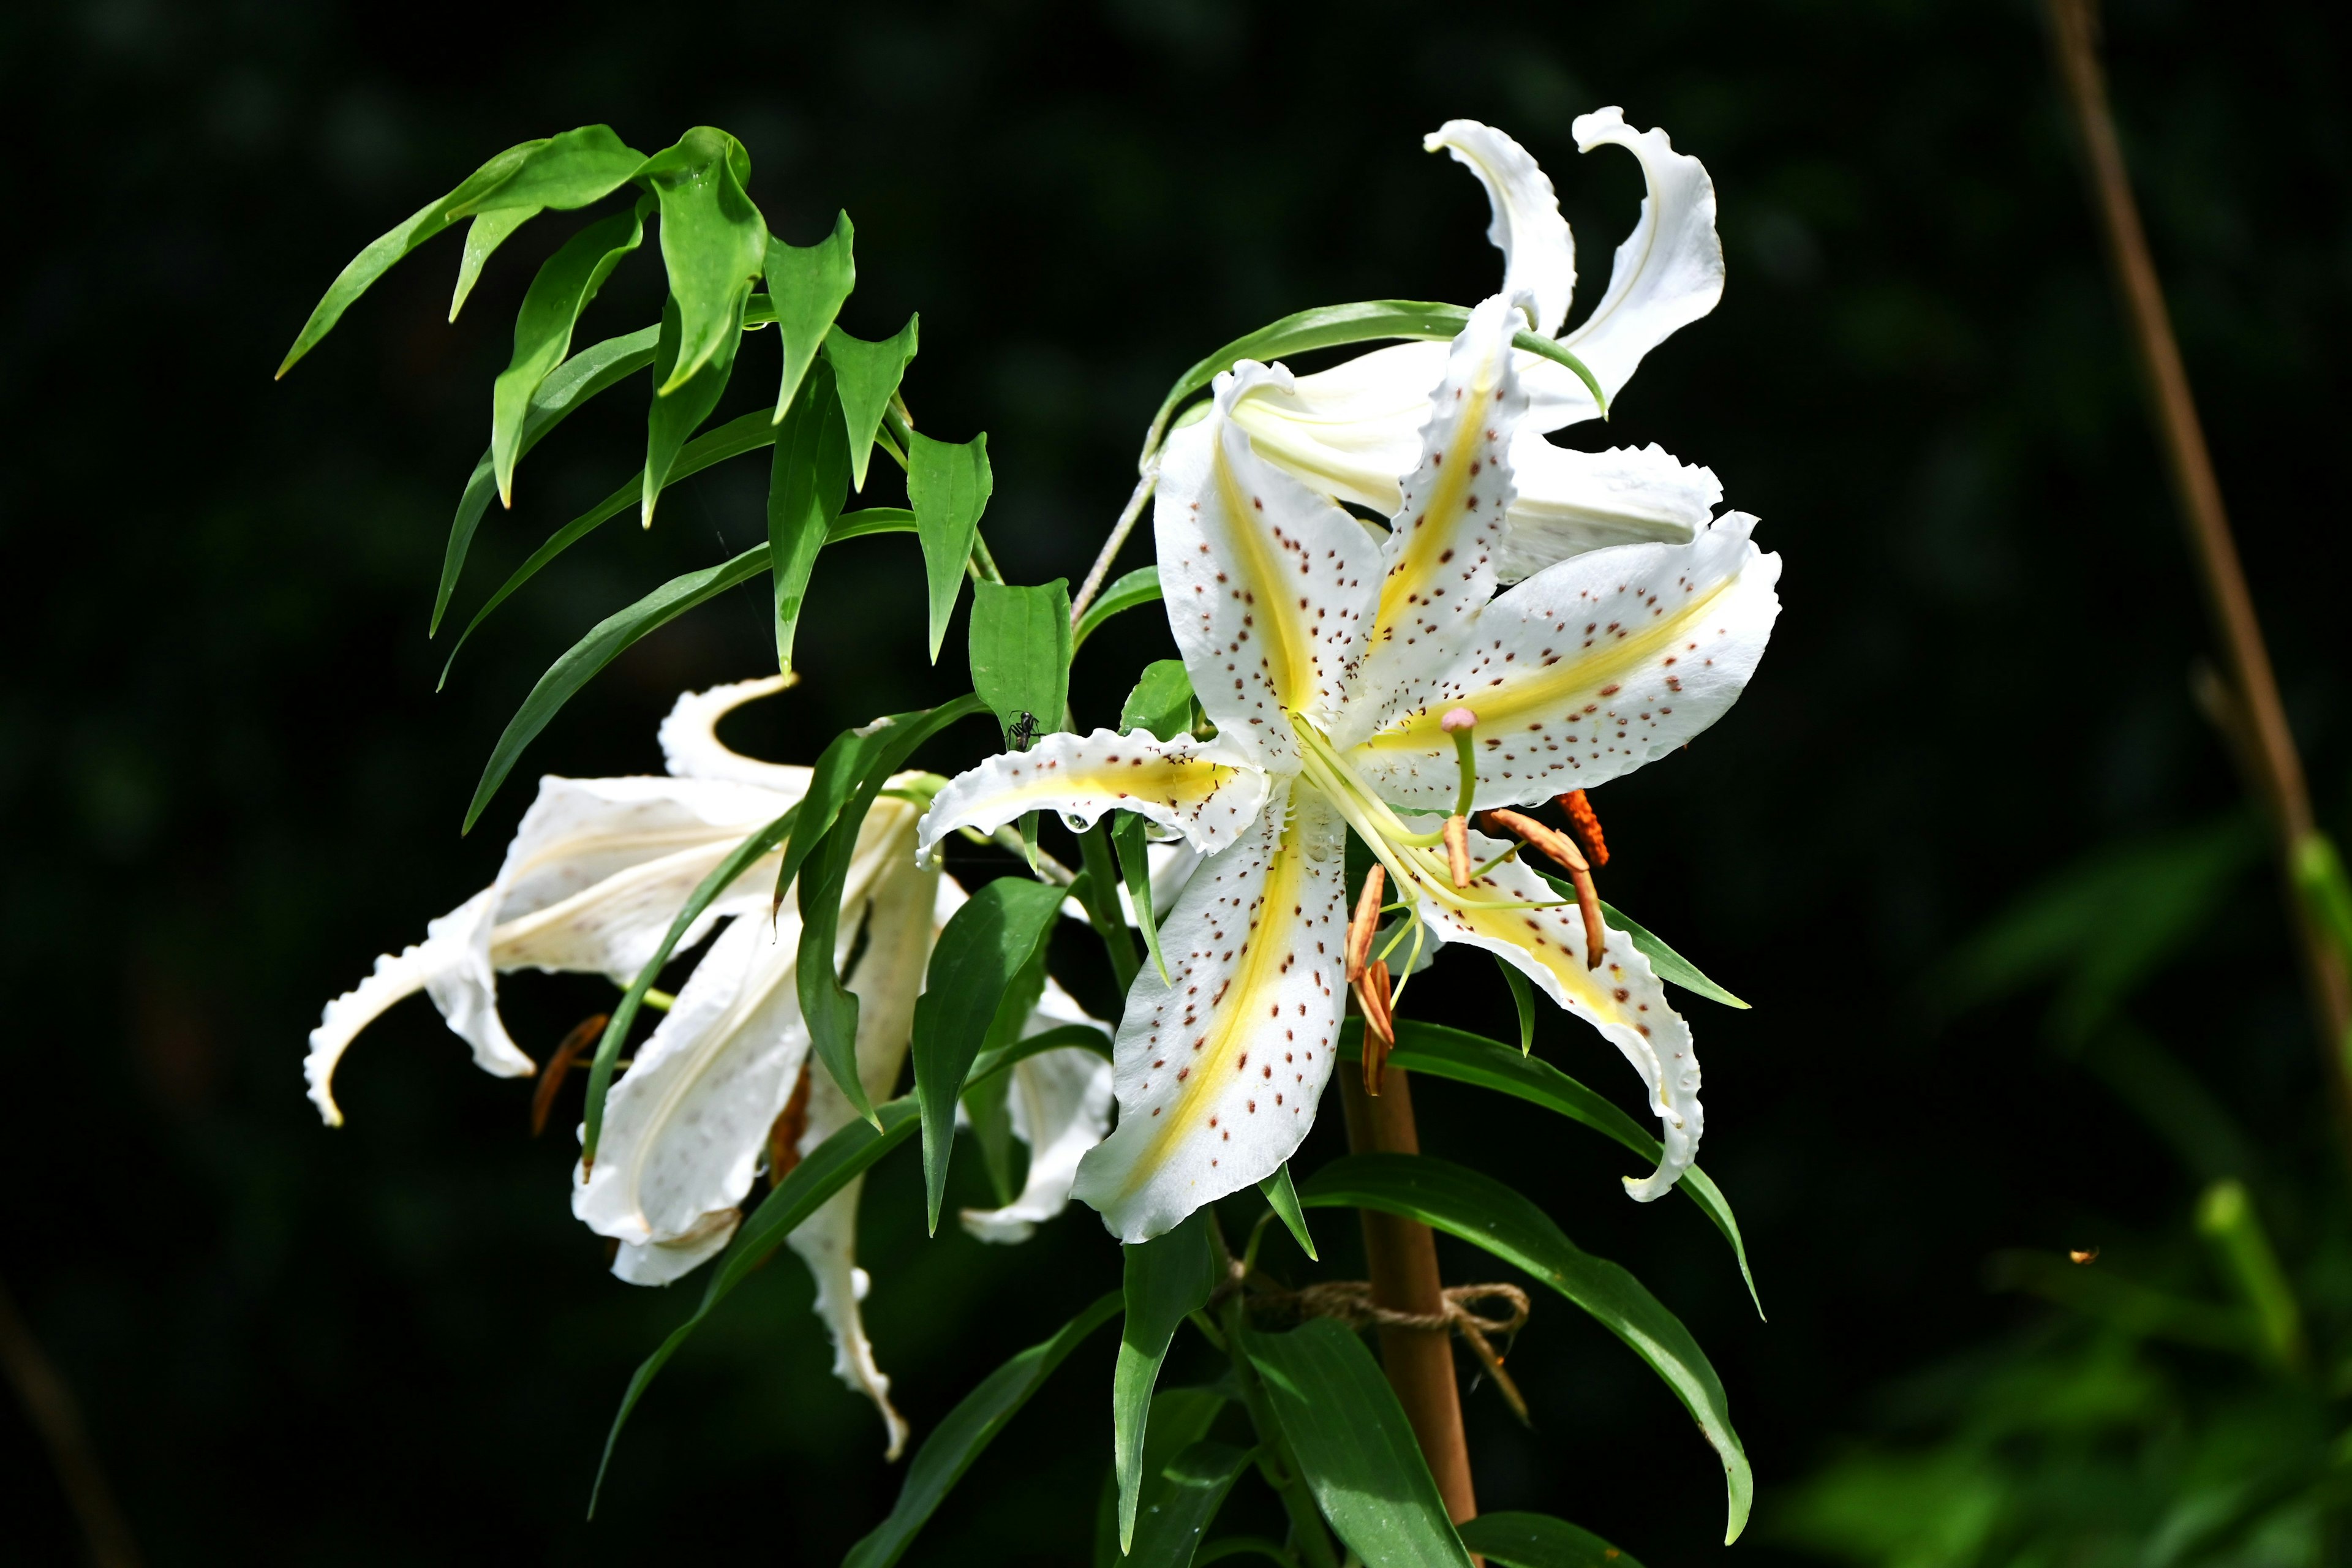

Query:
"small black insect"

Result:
[[1008, 710, 1039, 750]]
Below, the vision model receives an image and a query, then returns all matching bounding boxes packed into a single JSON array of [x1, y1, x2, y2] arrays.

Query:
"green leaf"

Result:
[[491, 198, 650, 504], [1297, 1153, 1752, 1544], [1455, 1512, 1648, 1568], [641, 290, 748, 527], [1240, 1317, 1474, 1568], [843, 1293, 1123, 1568], [1117, 1212, 1219, 1551], [636, 127, 767, 394], [1497, 952, 1536, 1052], [1076, 824, 1142, 992], [966, 951, 1050, 1206], [1258, 1163, 1317, 1262], [1129, 1441, 1255, 1568], [913, 876, 1069, 1231], [907, 431, 994, 663], [970, 578, 1073, 748], [1120, 659, 1196, 741], [1104, 1389, 1234, 1568], [1359, 1020, 1761, 1316], [766, 213, 855, 420], [591, 1096, 919, 1514], [829, 506, 918, 542], [449, 206, 537, 321], [1596, 899, 1749, 1009], [794, 698, 990, 1125], [462, 545, 768, 832], [582, 802, 799, 1164], [1074, 566, 1164, 650], [439, 405, 778, 683], [766, 355, 850, 673], [277, 125, 644, 377], [1115, 812, 1172, 987], [963, 1020, 1114, 1099], [826, 317, 919, 491], [432, 324, 660, 636], [1137, 300, 1606, 464]]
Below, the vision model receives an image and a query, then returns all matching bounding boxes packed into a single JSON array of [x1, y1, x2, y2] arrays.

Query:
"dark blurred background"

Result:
[[8, 0, 2350, 1561]]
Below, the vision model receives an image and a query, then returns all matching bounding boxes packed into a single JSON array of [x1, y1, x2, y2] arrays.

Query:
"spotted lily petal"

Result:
[[1425, 119, 1575, 336], [1497, 437, 1718, 581], [1405, 824, 1701, 1198], [917, 728, 1270, 865], [1073, 780, 1349, 1242], [1339, 294, 1529, 743], [1156, 364, 1386, 760], [1354, 514, 1781, 812]]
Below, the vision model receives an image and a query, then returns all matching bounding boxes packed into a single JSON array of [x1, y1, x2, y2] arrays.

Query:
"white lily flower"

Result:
[[1226, 113, 1728, 579], [308, 675, 1114, 1456], [919, 292, 1780, 1242]]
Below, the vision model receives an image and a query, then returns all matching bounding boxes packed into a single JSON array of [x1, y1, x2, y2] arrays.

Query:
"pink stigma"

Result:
[[1439, 706, 1479, 734]]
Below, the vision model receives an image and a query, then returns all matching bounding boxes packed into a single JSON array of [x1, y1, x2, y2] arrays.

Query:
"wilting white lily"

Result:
[[920, 290, 1780, 1243], [1226, 113, 1727, 579], [308, 676, 1112, 1455]]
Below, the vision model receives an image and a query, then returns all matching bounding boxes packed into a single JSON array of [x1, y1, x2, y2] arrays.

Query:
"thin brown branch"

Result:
[[0, 1273, 141, 1568], [2041, 0, 2352, 1121]]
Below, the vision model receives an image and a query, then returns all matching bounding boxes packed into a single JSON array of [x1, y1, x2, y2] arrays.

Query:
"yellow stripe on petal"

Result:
[[917, 728, 1272, 862], [1072, 782, 1351, 1242]]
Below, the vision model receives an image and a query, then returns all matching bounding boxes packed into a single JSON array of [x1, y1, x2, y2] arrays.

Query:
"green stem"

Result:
[[1208, 1237, 1338, 1568], [969, 529, 1006, 585], [1076, 821, 1141, 992]]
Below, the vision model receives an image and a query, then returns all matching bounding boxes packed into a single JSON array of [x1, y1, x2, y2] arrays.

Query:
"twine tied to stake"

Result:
[[1260, 1278, 1535, 1424]]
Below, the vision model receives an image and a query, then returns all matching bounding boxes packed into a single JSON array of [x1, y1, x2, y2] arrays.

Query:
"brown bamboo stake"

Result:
[[2042, 0, 2352, 1119], [1340, 1064, 1478, 1526]]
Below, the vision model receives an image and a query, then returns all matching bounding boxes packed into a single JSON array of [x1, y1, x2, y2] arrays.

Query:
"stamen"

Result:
[[530, 1012, 609, 1137], [1444, 813, 1472, 888], [1557, 788, 1610, 868], [1355, 959, 1395, 1095], [1477, 808, 1608, 971], [1439, 706, 1479, 886], [1346, 865, 1386, 984], [766, 1060, 814, 1186]]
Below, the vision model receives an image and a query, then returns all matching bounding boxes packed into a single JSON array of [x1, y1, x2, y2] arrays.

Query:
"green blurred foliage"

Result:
[[6, 0, 2350, 1562]]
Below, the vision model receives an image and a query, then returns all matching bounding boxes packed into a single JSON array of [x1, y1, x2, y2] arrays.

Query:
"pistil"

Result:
[[1439, 707, 1480, 886]]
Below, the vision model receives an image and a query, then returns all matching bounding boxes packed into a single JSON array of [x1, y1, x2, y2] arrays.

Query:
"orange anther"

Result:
[[530, 1012, 608, 1138], [1477, 808, 1606, 970], [767, 1061, 814, 1187], [1346, 864, 1385, 984], [1444, 814, 1472, 888], [1356, 959, 1395, 1094], [1557, 788, 1609, 869]]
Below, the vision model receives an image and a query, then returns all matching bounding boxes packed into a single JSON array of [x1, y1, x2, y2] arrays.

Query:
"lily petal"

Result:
[[917, 728, 1270, 865], [1156, 364, 1385, 761], [1498, 437, 1717, 581], [304, 888, 524, 1127], [960, 981, 1115, 1244], [658, 672, 813, 792], [1406, 828, 1701, 1198], [1354, 514, 1781, 812], [1341, 294, 1530, 744], [1542, 108, 1725, 415], [785, 1178, 910, 1460], [1072, 780, 1350, 1242], [1425, 120, 1576, 336]]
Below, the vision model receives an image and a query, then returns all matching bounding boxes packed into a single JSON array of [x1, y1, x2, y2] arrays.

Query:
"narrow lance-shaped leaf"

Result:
[[1101, 1389, 1231, 1568], [449, 206, 537, 321], [592, 1098, 920, 1513], [641, 290, 748, 527], [911, 876, 1069, 1231], [843, 1294, 1124, 1568], [794, 698, 990, 1122], [766, 212, 855, 420], [1352, 1020, 1761, 1315], [1497, 952, 1536, 1052], [907, 431, 993, 663], [636, 127, 767, 394], [962, 949, 1046, 1206], [279, 124, 644, 376], [827, 317, 919, 491], [443, 405, 778, 680], [491, 197, 650, 504], [432, 323, 660, 635], [1075, 825, 1141, 992], [1456, 1513, 1649, 1568], [1136, 298, 1607, 466], [1258, 1163, 1317, 1262], [462, 545, 769, 832], [578, 799, 797, 1165], [767, 355, 849, 673], [1072, 565, 1164, 649], [1127, 1441, 1254, 1568], [1240, 1318, 1474, 1568], [970, 578, 1072, 747], [1116, 1211, 1218, 1552], [1298, 1152, 1752, 1544], [1596, 897, 1749, 1009]]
